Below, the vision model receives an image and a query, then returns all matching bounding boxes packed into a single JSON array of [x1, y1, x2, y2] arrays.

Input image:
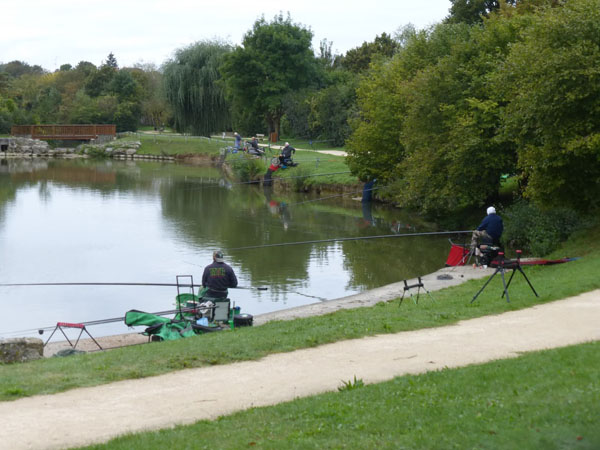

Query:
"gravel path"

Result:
[[2, 287, 599, 450]]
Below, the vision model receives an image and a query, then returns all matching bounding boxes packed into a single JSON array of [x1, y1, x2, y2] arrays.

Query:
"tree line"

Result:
[[1, 0, 598, 215], [348, 0, 599, 214]]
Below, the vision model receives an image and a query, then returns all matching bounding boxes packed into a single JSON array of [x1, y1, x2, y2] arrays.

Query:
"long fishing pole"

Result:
[[5, 305, 212, 337], [287, 185, 385, 206], [185, 170, 354, 191], [0, 281, 267, 290], [228, 230, 474, 251]]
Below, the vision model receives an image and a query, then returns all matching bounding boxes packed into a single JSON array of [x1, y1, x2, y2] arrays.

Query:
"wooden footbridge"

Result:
[[11, 125, 116, 141]]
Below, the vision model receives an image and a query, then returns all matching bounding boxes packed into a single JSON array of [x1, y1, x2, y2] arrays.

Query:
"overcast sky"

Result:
[[4, 0, 452, 71]]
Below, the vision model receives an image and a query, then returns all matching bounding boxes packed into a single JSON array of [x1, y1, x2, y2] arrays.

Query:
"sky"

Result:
[[3, 0, 452, 71]]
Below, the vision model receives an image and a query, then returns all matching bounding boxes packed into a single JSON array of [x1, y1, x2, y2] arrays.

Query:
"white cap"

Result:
[[285, 142, 289, 146], [487, 206, 496, 215]]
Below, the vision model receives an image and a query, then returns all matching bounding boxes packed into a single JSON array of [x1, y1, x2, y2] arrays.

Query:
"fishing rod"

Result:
[[228, 230, 474, 251], [182, 170, 354, 191], [0, 281, 267, 290], [5, 305, 213, 337], [287, 185, 386, 206], [273, 170, 351, 181]]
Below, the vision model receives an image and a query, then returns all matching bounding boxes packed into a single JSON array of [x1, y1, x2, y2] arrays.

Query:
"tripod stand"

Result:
[[471, 251, 539, 303], [400, 277, 436, 305]]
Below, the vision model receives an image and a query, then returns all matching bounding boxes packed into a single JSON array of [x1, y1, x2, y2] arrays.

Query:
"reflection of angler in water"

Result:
[[279, 202, 291, 230], [390, 220, 415, 233], [359, 177, 376, 227], [362, 178, 376, 202], [263, 185, 291, 230], [218, 178, 233, 190], [359, 201, 375, 228]]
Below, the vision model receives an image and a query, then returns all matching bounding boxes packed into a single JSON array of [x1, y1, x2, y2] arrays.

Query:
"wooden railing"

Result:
[[10, 125, 116, 140]]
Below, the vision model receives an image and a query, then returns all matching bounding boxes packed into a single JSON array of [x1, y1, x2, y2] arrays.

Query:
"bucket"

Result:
[[233, 313, 253, 327]]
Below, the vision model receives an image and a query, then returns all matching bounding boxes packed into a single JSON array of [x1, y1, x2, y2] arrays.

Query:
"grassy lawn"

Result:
[[270, 149, 355, 186], [224, 148, 355, 186], [81, 341, 600, 449], [116, 133, 356, 186], [278, 137, 347, 152], [1, 224, 599, 402], [117, 133, 226, 156]]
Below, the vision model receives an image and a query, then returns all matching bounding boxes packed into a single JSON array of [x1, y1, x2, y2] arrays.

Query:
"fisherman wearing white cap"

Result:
[[279, 142, 296, 167], [471, 206, 504, 260]]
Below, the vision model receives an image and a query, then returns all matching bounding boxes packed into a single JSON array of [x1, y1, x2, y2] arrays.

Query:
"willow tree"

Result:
[[163, 40, 232, 136]]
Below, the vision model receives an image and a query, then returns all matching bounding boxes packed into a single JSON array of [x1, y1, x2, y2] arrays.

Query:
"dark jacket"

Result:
[[281, 145, 295, 159], [202, 261, 238, 298], [477, 213, 504, 243]]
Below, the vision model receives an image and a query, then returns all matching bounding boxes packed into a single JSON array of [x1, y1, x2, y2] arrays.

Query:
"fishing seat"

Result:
[[198, 296, 230, 323], [212, 298, 231, 323]]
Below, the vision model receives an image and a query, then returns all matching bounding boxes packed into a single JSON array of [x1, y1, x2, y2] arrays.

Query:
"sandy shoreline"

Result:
[[44, 265, 491, 356]]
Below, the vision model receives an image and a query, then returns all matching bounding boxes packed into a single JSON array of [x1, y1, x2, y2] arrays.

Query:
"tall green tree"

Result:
[[308, 74, 358, 147], [0, 61, 45, 78], [346, 56, 407, 183], [108, 70, 141, 103], [446, 0, 517, 24], [341, 33, 399, 73], [84, 65, 116, 98], [132, 63, 171, 129], [221, 13, 317, 137], [397, 15, 527, 213], [494, 0, 600, 211], [347, 24, 469, 186], [104, 52, 118, 69], [163, 40, 231, 136]]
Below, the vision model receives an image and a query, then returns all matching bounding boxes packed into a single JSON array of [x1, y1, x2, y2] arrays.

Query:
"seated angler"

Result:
[[201, 250, 238, 299], [471, 206, 504, 264], [248, 136, 264, 155], [279, 142, 296, 167]]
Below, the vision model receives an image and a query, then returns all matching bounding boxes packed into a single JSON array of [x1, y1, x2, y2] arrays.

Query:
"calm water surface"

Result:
[[0, 158, 458, 339]]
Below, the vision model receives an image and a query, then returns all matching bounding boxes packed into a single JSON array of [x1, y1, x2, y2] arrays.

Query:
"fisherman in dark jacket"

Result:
[[279, 142, 296, 166], [471, 206, 503, 261], [202, 250, 238, 298], [248, 136, 264, 155]]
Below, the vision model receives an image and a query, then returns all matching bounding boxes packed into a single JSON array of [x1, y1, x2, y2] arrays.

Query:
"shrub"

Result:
[[230, 154, 265, 182], [289, 165, 314, 191], [502, 200, 582, 256]]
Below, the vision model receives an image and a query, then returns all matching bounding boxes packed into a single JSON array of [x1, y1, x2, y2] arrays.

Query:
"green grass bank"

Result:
[[117, 133, 357, 188], [1, 223, 599, 402]]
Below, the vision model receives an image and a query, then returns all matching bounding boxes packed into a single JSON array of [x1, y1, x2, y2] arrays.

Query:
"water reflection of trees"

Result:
[[159, 182, 317, 288], [0, 159, 458, 294], [341, 236, 450, 289], [158, 180, 453, 292]]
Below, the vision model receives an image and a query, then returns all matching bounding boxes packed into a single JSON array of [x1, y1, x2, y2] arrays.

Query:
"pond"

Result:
[[0, 158, 463, 339]]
